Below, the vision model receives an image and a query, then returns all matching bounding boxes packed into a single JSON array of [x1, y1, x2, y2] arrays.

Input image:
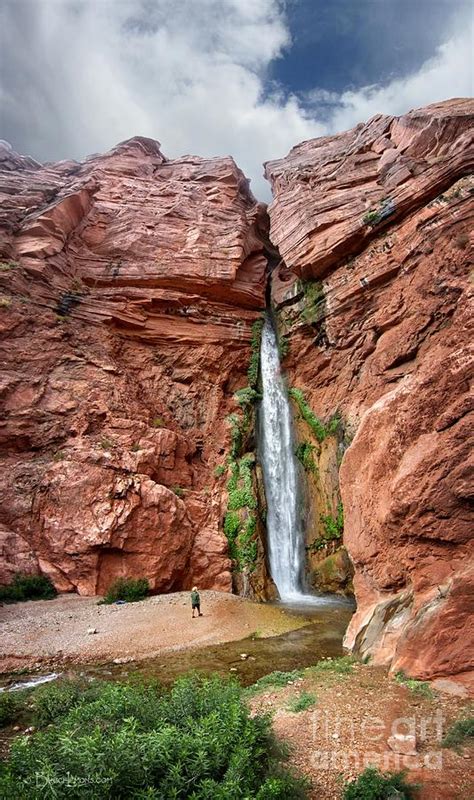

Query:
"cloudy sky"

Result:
[[1, 0, 472, 198]]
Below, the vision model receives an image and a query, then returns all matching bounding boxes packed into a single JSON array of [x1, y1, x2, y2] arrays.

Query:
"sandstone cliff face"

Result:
[[266, 99, 473, 684], [0, 137, 269, 596]]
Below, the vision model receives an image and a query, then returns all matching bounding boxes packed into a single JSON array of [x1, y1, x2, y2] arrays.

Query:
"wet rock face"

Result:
[[0, 137, 268, 595], [268, 99, 473, 684]]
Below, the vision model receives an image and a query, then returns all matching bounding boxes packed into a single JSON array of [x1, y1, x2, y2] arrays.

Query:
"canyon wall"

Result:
[[0, 137, 270, 596], [266, 98, 473, 685]]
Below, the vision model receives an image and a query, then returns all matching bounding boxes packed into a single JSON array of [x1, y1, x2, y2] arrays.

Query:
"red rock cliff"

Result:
[[265, 99, 473, 685], [0, 137, 269, 595]]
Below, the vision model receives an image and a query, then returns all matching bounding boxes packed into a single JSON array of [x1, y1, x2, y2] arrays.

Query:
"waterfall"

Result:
[[259, 315, 306, 601]]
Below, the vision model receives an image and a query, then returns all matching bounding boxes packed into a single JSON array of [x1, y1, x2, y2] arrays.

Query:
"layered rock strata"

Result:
[[0, 137, 269, 595], [266, 99, 473, 684]]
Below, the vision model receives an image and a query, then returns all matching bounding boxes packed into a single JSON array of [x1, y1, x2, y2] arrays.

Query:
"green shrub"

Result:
[[287, 692, 316, 713], [442, 716, 474, 750], [0, 691, 24, 727], [247, 318, 264, 388], [343, 767, 418, 799], [278, 335, 290, 359], [33, 679, 100, 727], [289, 388, 340, 444], [214, 464, 226, 478], [0, 573, 57, 604], [103, 577, 149, 604], [234, 386, 262, 407], [246, 670, 303, 696], [99, 436, 115, 450], [151, 416, 165, 427], [295, 441, 317, 473], [308, 502, 344, 552], [394, 670, 434, 699], [172, 486, 185, 498], [0, 260, 17, 272], [0, 675, 308, 799]]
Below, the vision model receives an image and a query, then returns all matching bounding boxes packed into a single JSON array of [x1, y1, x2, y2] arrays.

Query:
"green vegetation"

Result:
[[308, 502, 344, 552], [246, 670, 303, 696], [442, 716, 474, 750], [214, 464, 226, 478], [0, 296, 11, 308], [0, 675, 308, 799], [394, 670, 434, 699], [0, 260, 17, 272], [151, 416, 165, 428], [224, 456, 258, 572], [102, 577, 149, 604], [278, 335, 290, 359], [32, 678, 101, 727], [172, 486, 185, 498], [343, 767, 418, 799], [0, 692, 25, 728], [227, 455, 257, 511], [308, 656, 356, 677], [130, 442, 142, 452], [99, 436, 115, 450], [0, 573, 57, 604], [289, 388, 341, 443], [301, 279, 325, 325], [295, 441, 317, 473], [234, 386, 262, 408], [362, 197, 396, 228], [287, 692, 317, 713], [247, 317, 264, 387]]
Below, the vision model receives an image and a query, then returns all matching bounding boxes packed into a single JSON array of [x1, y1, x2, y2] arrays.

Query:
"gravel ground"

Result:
[[250, 663, 473, 800], [0, 590, 306, 673]]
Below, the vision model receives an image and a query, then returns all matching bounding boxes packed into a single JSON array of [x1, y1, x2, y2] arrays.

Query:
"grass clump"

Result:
[[151, 416, 165, 427], [172, 486, 185, 498], [246, 670, 303, 696], [0, 573, 57, 604], [442, 716, 474, 750], [394, 670, 434, 699], [0, 296, 11, 308], [103, 577, 149, 604], [343, 767, 418, 799], [308, 656, 356, 676], [214, 463, 226, 477], [287, 691, 317, 713], [0, 675, 308, 799], [0, 260, 17, 272], [295, 441, 317, 473]]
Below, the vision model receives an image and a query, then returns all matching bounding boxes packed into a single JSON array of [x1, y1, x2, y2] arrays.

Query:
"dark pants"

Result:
[[192, 604, 201, 615]]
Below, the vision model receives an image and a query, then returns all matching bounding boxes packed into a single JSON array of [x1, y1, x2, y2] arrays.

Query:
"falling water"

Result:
[[259, 315, 307, 601]]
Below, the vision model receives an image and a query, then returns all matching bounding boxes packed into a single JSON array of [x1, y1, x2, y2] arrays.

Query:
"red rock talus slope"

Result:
[[266, 99, 473, 684], [0, 137, 268, 595]]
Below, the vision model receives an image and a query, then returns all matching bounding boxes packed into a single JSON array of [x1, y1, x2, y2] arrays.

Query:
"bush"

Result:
[[103, 577, 149, 604], [289, 388, 341, 444], [33, 678, 101, 727], [442, 716, 474, 750], [301, 280, 325, 325], [0, 692, 24, 727], [287, 692, 316, 713], [343, 767, 418, 799], [308, 502, 344, 552], [0, 675, 309, 799], [247, 318, 264, 388], [214, 464, 226, 478], [172, 486, 185, 498], [0, 573, 57, 604], [308, 656, 356, 676]]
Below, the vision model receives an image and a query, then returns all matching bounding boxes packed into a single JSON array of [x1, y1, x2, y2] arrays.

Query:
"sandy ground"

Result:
[[250, 663, 473, 800], [0, 591, 307, 673]]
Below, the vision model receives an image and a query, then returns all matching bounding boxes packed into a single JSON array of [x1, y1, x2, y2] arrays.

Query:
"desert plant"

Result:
[[0, 296, 11, 308], [151, 416, 165, 427], [246, 670, 303, 696], [214, 464, 226, 478], [103, 577, 149, 604], [247, 317, 264, 388], [343, 767, 418, 799], [172, 486, 185, 498], [0, 260, 17, 272], [301, 280, 325, 325], [0, 573, 57, 604], [0, 691, 25, 727], [308, 656, 356, 676], [295, 441, 317, 473]]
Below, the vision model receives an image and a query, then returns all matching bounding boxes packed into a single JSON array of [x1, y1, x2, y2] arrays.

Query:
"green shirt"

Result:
[[191, 591, 200, 606]]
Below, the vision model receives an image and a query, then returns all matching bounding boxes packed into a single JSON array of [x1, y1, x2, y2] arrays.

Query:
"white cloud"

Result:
[[0, 0, 472, 199]]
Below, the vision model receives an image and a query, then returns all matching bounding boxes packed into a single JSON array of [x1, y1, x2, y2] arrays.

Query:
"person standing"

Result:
[[191, 586, 202, 618]]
